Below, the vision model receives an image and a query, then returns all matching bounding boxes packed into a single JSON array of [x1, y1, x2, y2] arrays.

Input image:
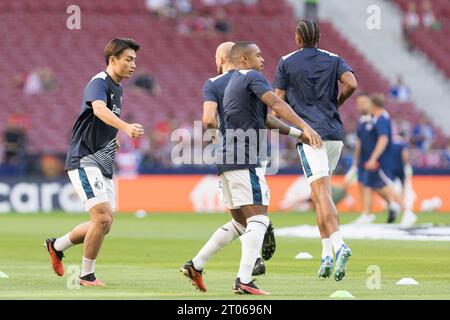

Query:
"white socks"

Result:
[[321, 238, 333, 259], [54, 233, 74, 252], [81, 257, 96, 277], [237, 215, 270, 284], [330, 231, 345, 253], [192, 219, 245, 270]]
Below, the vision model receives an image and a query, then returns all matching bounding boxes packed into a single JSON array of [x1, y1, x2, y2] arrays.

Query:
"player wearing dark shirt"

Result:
[[273, 20, 357, 281], [181, 42, 318, 294], [45, 39, 144, 286], [216, 41, 320, 295], [363, 94, 416, 225], [350, 93, 376, 224]]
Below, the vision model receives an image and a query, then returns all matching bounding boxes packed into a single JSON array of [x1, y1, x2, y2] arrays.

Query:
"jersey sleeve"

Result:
[[85, 78, 108, 107], [337, 56, 353, 78], [273, 58, 288, 90], [375, 117, 390, 137], [202, 80, 218, 103], [247, 71, 273, 99]]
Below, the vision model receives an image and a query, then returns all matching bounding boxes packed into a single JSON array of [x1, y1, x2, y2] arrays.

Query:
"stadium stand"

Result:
[[395, 0, 450, 78], [0, 0, 446, 167]]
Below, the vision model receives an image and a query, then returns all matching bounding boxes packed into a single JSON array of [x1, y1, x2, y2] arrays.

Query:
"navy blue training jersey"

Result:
[[273, 48, 353, 141], [388, 137, 407, 178], [367, 111, 393, 169], [219, 69, 272, 174], [202, 70, 236, 135], [356, 115, 374, 168], [65, 71, 123, 179]]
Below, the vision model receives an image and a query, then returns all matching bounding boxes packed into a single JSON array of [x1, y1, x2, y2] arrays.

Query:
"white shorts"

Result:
[[296, 140, 344, 184], [219, 167, 270, 209], [68, 167, 116, 212]]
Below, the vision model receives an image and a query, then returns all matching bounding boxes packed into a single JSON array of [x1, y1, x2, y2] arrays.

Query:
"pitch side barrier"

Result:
[[0, 175, 448, 213]]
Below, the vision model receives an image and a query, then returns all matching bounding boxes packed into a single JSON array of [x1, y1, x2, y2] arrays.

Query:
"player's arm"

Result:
[[353, 138, 361, 166], [202, 101, 218, 129], [271, 89, 286, 118], [261, 91, 322, 148], [365, 135, 388, 169], [265, 114, 309, 144], [402, 146, 413, 177], [115, 134, 120, 151], [91, 100, 144, 138], [337, 71, 357, 107]]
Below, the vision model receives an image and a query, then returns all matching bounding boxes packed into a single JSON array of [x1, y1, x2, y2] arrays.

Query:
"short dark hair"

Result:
[[104, 38, 140, 65], [296, 20, 320, 48], [230, 41, 255, 64], [371, 93, 386, 108]]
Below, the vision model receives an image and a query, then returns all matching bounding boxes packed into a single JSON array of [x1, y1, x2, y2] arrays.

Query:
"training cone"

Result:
[[295, 252, 313, 260], [329, 290, 354, 299], [0, 271, 9, 279], [396, 278, 419, 285]]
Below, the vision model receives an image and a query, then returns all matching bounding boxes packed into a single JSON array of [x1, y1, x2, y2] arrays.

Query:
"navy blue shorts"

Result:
[[362, 167, 395, 189]]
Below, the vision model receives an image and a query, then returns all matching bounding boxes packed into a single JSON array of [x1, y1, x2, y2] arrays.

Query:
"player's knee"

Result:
[[91, 206, 114, 234]]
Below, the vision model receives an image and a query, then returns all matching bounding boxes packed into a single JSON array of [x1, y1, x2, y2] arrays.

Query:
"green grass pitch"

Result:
[[0, 211, 449, 299]]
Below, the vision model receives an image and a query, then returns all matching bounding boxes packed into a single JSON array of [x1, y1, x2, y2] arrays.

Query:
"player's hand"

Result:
[[364, 159, 379, 170], [302, 125, 323, 149], [126, 123, 144, 138]]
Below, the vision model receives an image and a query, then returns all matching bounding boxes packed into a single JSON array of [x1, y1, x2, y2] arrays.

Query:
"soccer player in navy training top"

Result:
[[44, 39, 144, 286], [180, 42, 315, 293], [351, 93, 376, 224], [363, 94, 416, 226], [219, 41, 321, 295], [273, 20, 358, 281]]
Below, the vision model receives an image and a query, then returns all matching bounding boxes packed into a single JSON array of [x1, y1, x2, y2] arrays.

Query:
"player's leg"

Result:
[[228, 168, 270, 295], [181, 177, 246, 292], [354, 184, 376, 223], [308, 141, 351, 280], [79, 172, 116, 286], [374, 168, 407, 224], [297, 143, 333, 278], [257, 160, 276, 262], [79, 201, 113, 285]]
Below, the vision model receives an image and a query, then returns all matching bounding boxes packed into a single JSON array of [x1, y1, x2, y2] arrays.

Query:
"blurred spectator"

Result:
[[421, 0, 441, 30], [116, 115, 144, 176], [145, 0, 175, 17], [443, 143, 450, 167], [16, 67, 57, 95], [1, 119, 27, 175], [40, 154, 64, 178], [214, 9, 231, 34], [202, 0, 234, 6], [193, 13, 215, 34], [132, 69, 161, 95], [304, 0, 319, 20], [241, 0, 258, 5], [7, 107, 31, 133], [175, 0, 193, 15], [402, 2, 419, 51], [389, 75, 411, 102], [412, 117, 435, 152], [393, 117, 412, 142]]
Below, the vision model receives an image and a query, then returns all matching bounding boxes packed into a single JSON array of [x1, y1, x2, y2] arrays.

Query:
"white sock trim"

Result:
[[81, 257, 96, 277], [321, 238, 333, 259], [330, 231, 345, 253], [54, 233, 74, 252], [192, 219, 241, 270], [238, 215, 269, 283]]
